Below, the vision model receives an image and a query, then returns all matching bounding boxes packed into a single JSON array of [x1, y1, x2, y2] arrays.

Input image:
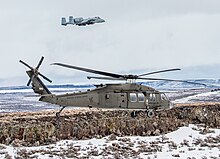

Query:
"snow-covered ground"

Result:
[[0, 124, 219, 159], [173, 90, 220, 104], [0, 83, 220, 158], [1, 84, 220, 113], [0, 85, 93, 113]]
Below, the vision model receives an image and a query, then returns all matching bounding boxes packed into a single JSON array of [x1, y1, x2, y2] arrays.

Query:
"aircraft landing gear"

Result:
[[147, 109, 155, 118], [130, 109, 155, 118], [131, 111, 137, 118], [56, 106, 65, 128]]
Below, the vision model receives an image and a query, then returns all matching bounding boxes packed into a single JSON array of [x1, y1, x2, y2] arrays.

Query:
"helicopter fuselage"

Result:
[[40, 83, 171, 110]]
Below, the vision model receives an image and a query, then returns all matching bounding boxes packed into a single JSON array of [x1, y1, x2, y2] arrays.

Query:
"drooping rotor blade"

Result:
[[27, 78, 32, 86], [52, 63, 123, 78], [27, 74, 35, 86], [39, 72, 52, 83], [137, 77, 207, 86], [36, 56, 44, 70], [139, 68, 181, 77], [19, 60, 33, 70], [87, 76, 125, 80]]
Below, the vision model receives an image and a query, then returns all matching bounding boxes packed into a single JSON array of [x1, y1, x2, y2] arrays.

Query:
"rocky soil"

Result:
[[0, 104, 220, 147]]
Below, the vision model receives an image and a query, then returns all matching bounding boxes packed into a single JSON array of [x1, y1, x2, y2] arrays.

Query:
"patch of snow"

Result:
[[174, 91, 220, 103], [0, 124, 219, 159]]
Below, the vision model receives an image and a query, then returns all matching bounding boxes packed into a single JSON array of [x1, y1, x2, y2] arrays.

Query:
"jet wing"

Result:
[[77, 19, 95, 25]]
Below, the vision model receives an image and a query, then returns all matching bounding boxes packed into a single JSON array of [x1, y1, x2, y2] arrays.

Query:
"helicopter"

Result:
[[19, 56, 206, 118]]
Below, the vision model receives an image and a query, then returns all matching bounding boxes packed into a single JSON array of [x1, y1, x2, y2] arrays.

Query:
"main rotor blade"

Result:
[[36, 56, 44, 70], [39, 72, 52, 83], [27, 78, 32, 86], [19, 60, 33, 70], [138, 77, 207, 86], [139, 68, 181, 77], [52, 63, 123, 78], [27, 74, 35, 86], [87, 76, 125, 80]]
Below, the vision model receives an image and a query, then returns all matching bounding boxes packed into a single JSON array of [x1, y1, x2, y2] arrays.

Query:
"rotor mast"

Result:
[[127, 78, 136, 83]]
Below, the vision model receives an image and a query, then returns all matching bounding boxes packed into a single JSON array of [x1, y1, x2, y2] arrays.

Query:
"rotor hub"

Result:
[[123, 74, 139, 80]]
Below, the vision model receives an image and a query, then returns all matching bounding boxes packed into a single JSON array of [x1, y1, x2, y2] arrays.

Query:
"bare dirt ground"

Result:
[[175, 102, 220, 107], [1, 102, 220, 123], [0, 103, 220, 158], [0, 108, 92, 123], [0, 103, 220, 147]]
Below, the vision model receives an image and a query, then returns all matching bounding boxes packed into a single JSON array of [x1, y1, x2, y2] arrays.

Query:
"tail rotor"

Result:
[[19, 56, 52, 86]]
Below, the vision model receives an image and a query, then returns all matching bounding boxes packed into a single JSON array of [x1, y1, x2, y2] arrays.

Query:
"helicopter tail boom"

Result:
[[26, 70, 51, 95]]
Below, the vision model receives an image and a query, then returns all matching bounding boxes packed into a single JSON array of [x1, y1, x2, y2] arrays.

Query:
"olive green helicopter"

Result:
[[19, 56, 205, 118]]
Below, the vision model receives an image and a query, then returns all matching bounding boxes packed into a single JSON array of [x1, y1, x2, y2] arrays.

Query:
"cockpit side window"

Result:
[[149, 93, 156, 101], [161, 93, 167, 101]]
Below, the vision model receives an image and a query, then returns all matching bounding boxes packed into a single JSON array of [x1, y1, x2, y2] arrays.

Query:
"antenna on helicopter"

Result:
[[19, 56, 52, 86]]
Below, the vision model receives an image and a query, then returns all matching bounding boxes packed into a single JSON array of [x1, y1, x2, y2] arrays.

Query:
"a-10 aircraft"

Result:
[[61, 16, 105, 26]]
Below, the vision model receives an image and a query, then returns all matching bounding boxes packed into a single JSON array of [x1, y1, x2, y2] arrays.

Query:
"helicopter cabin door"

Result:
[[118, 93, 127, 108], [104, 92, 127, 108], [128, 93, 146, 109]]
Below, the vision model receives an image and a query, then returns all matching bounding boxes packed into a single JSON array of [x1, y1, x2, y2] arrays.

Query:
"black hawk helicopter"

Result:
[[19, 56, 206, 118]]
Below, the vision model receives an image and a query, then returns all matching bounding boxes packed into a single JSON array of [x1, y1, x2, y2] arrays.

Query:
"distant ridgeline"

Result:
[[0, 79, 219, 91], [140, 79, 220, 89], [0, 84, 94, 91]]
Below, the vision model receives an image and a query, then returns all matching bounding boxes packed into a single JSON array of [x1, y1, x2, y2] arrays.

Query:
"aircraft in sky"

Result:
[[61, 16, 105, 26]]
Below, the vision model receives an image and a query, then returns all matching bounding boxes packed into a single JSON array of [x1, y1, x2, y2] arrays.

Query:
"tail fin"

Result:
[[61, 17, 67, 26], [26, 70, 51, 95], [69, 16, 74, 24], [19, 56, 52, 95]]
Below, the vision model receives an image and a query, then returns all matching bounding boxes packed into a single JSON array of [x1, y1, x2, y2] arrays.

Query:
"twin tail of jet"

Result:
[[61, 16, 105, 26]]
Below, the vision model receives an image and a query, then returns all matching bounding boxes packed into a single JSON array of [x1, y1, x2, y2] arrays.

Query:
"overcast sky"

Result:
[[1, 0, 220, 86]]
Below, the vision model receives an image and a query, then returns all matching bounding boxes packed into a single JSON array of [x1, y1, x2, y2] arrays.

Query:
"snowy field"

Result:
[[0, 83, 220, 158], [0, 81, 220, 113], [0, 124, 219, 159], [172, 91, 220, 103], [0, 85, 93, 113]]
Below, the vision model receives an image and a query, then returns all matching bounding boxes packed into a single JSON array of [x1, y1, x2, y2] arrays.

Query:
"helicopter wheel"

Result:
[[131, 111, 137, 118], [138, 111, 147, 118], [147, 109, 155, 118]]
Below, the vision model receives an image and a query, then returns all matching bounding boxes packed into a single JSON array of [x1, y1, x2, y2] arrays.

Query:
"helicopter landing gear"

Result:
[[147, 109, 155, 118], [131, 111, 137, 118], [130, 109, 155, 118], [56, 106, 66, 128]]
